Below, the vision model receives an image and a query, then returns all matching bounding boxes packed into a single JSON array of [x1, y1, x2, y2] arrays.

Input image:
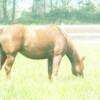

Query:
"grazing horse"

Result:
[[0, 25, 85, 80]]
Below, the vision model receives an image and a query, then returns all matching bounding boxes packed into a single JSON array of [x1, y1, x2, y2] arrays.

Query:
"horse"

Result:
[[0, 24, 85, 80]]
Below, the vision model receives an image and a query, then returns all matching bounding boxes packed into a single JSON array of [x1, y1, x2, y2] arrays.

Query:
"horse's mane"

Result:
[[58, 26, 81, 65]]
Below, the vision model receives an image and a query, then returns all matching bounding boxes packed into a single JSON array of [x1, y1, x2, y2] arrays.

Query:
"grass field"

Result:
[[0, 44, 100, 100]]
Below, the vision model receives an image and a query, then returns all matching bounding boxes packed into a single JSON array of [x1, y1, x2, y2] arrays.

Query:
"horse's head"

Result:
[[72, 57, 85, 77]]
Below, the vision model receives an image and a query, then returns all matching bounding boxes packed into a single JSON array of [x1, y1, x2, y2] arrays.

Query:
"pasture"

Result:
[[0, 44, 100, 100]]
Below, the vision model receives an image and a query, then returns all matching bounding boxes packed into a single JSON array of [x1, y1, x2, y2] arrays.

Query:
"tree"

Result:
[[50, 0, 53, 11], [33, 0, 39, 15], [43, 0, 46, 14], [3, 0, 8, 19], [12, 0, 16, 21], [32, 0, 45, 15], [61, 0, 66, 8], [32, 0, 35, 13], [0, 0, 3, 19]]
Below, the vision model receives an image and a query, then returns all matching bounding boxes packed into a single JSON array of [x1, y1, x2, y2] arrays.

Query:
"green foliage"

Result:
[[71, 2, 98, 23], [8, 5, 100, 24], [0, 0, 100, 24]]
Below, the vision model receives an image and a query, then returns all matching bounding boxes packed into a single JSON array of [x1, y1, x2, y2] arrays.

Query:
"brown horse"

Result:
[[0, 25, 85, 80]]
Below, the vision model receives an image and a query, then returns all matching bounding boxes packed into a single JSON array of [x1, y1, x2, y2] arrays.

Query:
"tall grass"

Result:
[[0, 44, 100, 100]]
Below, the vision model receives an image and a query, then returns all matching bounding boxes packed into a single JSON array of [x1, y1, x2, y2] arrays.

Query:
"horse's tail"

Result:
[[0, 27, 7, 69], [0, 44, 6, 69], [0, 40, 6, 70]]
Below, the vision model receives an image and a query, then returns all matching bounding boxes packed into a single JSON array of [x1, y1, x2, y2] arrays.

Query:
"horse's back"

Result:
[[1, 24, 66, 58], [20, 25, 59, 58], [21, 24, 66, 58]]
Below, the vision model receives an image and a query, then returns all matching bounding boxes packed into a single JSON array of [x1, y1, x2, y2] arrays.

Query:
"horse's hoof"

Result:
[[52, 75, 58, 81], [6, 76, 10, 80]]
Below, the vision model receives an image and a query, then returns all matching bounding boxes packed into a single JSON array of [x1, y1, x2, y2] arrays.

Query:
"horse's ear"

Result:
[[81, 56, 85, 61]]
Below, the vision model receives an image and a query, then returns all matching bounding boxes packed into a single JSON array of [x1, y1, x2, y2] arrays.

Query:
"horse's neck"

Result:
[[66, 39, 81, 66]]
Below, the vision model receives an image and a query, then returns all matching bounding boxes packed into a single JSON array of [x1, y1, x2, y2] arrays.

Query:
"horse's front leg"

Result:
[[48, 58, 53, 80], [52, 55, 63, 80], [5, 54, 16, 80]]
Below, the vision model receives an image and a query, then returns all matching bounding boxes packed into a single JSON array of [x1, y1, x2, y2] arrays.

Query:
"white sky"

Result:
[[18, 0, 32, 11]]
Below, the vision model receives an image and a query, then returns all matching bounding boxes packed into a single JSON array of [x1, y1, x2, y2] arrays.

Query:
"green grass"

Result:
[[0, 44, 100, 100]]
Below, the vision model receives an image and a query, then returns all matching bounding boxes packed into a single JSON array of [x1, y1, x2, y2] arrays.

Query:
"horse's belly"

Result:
[[20, 46, 53, 59]]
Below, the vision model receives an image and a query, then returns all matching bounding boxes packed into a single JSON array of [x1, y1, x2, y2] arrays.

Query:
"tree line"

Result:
[[0, 0, 100, 24], [0, 0, 16, 21]]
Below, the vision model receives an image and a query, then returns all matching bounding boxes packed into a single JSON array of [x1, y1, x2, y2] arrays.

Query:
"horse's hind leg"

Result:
[[48, 58, 53, 80], [5, 54, 16, 80]]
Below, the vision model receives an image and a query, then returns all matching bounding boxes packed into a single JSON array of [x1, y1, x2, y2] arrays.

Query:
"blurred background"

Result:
[[0, 0, 100, 24]]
